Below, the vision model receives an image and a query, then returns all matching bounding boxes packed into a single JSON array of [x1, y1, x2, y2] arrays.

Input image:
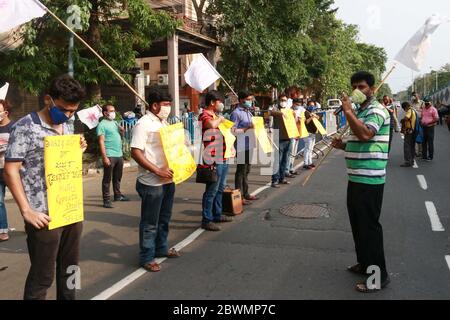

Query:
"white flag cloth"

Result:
[[395, 14, 450, 72], [0, 82, 9, 99], [0, 0, 47, 33], [77, 105, 103, 129], [184, 54, 221, 92]]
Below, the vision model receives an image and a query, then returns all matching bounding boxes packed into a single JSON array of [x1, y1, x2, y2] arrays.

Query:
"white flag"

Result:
[[0, 82, 9, 99], [0, 0, 47, 33], [184, 54, 221, 92], [395, 14, 450, 72], [77, 105, 103, 129]]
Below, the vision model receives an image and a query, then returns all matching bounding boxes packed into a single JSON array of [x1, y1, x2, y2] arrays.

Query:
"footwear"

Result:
[[0, 233, 9, 242], [347, 263, 366, 275], [142, 261, 161, 272], [307, 165, 316, 170], [290, 171, 300, 175], [400, 163, 412, 167], [245, 195, 259, 201], [285, 173, 296, 178], [242, 199, 252, 206], [425, 158, 432, 162], [103, 201, 114, 209], [303, 165, 311, 170], [271, 182, 281, 188], [156, 248, 181, 259], [114, 195, 130, 202], [215, 215, 233, 223], [355, 276, 391, 293], [279, 180, 290, 185], [309, 164, 316, 168], [202, 222, 221, 231]]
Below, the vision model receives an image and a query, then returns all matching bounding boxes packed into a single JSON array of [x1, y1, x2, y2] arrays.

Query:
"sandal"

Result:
[[142, 262, 161, 272], [347, 263, 366, 275], [0, 233, 9, 242], [166, 248, 181, 258], [355, 277, 390, 293]]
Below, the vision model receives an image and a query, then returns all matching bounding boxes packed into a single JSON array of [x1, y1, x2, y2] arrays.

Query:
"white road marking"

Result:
[[446, 256, 450, 272], [413, 160, 418, 169], [425, 202, 445, 232], [417, 175, 428, 190], [91, 141, 330, 300]]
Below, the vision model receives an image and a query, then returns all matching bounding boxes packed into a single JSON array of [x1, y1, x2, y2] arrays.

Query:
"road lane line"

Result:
[[91, 141, 330, 299], [425, 201, 445, 232], [413, 160, 418, 169], [417, 175, 428, 190], [446, 256, 450, 272]]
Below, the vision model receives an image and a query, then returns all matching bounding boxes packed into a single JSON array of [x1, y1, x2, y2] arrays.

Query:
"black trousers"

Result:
[[404, 132, 416, 165], [422, 126, 435, 160], [102, 157, 124, 202], [24, 222, 83, 300], [235, 149, 252, 199], [347, 181, 388, 281]]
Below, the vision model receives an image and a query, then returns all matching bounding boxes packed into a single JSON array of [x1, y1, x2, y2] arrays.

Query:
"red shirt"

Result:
[[199, 111, 227, 165], [421, 106, 439, 127]]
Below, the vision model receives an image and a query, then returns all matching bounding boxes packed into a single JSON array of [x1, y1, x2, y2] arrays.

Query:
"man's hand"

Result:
[[155, 167, 174, 179], [332, 138, 346, 150], [22, 209, 51, 229], [80, 135, 88, 153], [103, 157, 111, 167], [119, 126, 125, 134], [341, 94, 353, 114], [218, 116, 225, 124]]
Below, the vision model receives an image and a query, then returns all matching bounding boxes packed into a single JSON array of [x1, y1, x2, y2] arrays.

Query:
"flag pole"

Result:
[[302, 64, 397, 186], [42, 6, 149, 107]]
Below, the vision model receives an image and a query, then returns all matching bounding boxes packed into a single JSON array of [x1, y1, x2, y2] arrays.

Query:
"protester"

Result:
[[198, 91, 233, 232], [400, 101, 417, 167], [130, 87, 180, 273], [420, 99, 439, 161], [231, 91, 259, 205], [0, 99, 14, 242], [269, 94, 294, 188], [411, 92, 424, 157], [382, 95, 397, 153], [4, 75, 87, 300], [303, 100, 319, 170], [331, 71, 390, 293], [97, 104, 129, 208], [286, 98, 305, 175]]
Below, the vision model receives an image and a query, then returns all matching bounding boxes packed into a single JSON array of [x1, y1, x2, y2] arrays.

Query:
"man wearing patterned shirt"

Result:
[[332, 71, 390, 293]]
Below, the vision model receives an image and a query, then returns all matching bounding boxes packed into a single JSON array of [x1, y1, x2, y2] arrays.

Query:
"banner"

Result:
[[184, 54, 221, 92], [0, 0, 47, 33], [298, 112, 309, 138], [0, 82, 8, 99], [313, 118, 327, 135], [281, 108, 300, 139], [160, 122, 196, 184], [77, 104, 102, 129], [44, 135, 84, 230], [252, 117, 272, 153], [218, 119, 236, 159]]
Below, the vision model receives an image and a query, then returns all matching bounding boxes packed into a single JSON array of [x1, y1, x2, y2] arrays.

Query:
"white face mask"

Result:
[[0, 112, 6, 121], [280, 101, 288, 109], [108, 112, 116, 120], [157, 105, 171, 120], [350, 89, 367, 105], [217, 103, 225, 113]]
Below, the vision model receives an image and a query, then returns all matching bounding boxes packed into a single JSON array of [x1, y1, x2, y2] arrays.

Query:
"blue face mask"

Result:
[[49, 98, 70, 124], [243, 101, 252, 109], [306, 106, 315, 112]]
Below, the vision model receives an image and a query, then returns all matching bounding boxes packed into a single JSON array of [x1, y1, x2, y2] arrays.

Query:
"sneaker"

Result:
[[303, 165, 311, 170], [202, 222, 221, 231], [215, 216, 233, 223], [103, 201, 114, 209], [290, 171, 300, 175], [279, 180, 290, 185], [285, 173, 296, 178], [114, 195, 130, 202], [271, 182, 281, 188]]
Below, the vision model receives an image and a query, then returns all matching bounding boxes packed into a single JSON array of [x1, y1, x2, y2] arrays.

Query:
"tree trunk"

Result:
[[85, 0, 101, 101]]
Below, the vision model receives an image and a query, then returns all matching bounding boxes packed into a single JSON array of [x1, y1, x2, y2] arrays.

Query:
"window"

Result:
[[143, 62, 150, 70]]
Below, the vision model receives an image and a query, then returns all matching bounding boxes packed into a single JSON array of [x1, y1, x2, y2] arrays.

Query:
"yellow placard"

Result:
[[252, 117, 273, 153], [298, 112, 309, 138], [44, 135, 84, 230], [160, 122, 196, 184], [218, 119, 236, 159], [281, 108, 300, 138], [313, 118, 327, 135]]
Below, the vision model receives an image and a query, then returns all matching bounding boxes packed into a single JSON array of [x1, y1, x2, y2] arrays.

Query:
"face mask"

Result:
[[108, 112, 116, 120], [48, 97, 70, 125], [243, 101, 252, 109], [0, 112, 5, 122], [217, 103, 225, 113], [157, 105, 171, 120], [280, 102, 288, 109], [307, 106, 315, 112], [350, 89, 367, 105]]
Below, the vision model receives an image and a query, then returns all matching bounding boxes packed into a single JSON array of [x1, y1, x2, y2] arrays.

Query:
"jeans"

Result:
[[102, 157, 124, 202], [303, 134, 316, 166], [24, 222, 83, 300], [422, 126, 435, 160], [272, 139, 291, 183], [347, 181, 388, 282], [0, 179, 7, 234], [202, 163, 229, 225], [286, 139, 299, 173], [235, 149, 252, 199], [136, 181, 175, 266]]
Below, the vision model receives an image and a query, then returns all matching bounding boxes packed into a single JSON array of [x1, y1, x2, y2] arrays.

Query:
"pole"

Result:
[[68, 34, 74, 77], [42, 6, 149, 106], [302, 64, 397, 187]]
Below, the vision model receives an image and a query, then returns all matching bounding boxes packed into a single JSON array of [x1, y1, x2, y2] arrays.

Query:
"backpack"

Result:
[[413, 109, 423, 144]]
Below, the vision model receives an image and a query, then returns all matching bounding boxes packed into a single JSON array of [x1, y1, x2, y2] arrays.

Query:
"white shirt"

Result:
[[293, 106, 306, 120], [130, 111, 172, 186]]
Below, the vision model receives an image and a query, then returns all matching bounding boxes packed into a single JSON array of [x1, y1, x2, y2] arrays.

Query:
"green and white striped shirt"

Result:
[[345, 99, 390, 185]]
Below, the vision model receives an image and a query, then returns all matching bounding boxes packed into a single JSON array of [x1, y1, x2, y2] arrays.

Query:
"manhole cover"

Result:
[[279, 203, 330, 219]]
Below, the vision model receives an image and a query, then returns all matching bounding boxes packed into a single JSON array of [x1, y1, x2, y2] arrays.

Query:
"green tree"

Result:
[[0, 0, 179, 101]]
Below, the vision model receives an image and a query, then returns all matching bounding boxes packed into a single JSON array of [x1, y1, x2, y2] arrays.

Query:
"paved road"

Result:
[[1, 124, 449, 300]]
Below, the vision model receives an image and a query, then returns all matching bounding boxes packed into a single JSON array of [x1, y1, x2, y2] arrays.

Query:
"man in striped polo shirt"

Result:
[[332, 71, 390, 293]]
